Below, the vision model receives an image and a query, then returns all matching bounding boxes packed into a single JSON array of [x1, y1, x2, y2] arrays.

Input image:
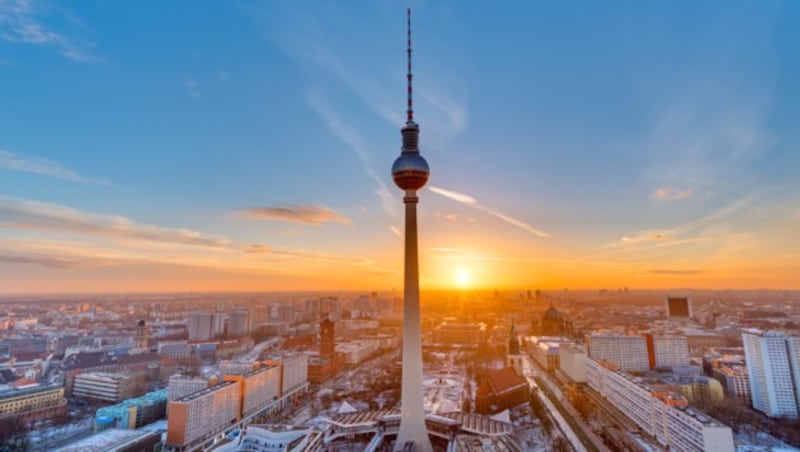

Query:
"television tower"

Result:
[[392, 8, 433, 452]]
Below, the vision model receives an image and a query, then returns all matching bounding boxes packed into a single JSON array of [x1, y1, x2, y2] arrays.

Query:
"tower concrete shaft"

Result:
[[394, 190, 433, 452], [392, 10, 432, 450]]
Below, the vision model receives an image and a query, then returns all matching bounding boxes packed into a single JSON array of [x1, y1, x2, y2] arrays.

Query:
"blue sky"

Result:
[[1, 1, 798, 292]]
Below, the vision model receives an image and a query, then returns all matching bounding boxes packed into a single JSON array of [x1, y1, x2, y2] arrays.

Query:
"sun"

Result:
[[455, 269, 471, 287]]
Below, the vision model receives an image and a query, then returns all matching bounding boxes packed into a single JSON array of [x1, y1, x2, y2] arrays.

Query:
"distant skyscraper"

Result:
[[392, 9, 433, 452], [134, 319, 148, 350], [228, 309, 250, 337], [188, 311, 225, 341], [742, 329, 800, 418], [320, 316, 335, 362], [666, 296, 691, 318]]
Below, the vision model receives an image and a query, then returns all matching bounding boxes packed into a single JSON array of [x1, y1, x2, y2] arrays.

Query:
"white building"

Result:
[[158, 341, 192, 360], [168, 374, 210, 401], [742, 329, 800, 418], [559, 344, 588, 383], [276, 353, 308, 396], [336, 340, 381, 366], [665, 404, 734, 452], [587, 359, 734, 451], [586, 333, 649, 371], [228, 309, 250, 338], [240, 365, 280, 417], [219, 360, 256, 376], [73, 372, 135, 403], [713, 364, 751, 405], [212, 425, 321, 452], [529, 337, 570, 371], [651, 335, 690, 368], [188, 311, 225, 341]]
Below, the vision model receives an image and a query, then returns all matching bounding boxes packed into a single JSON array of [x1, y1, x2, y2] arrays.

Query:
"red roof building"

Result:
[[475, 367, 530, 414]]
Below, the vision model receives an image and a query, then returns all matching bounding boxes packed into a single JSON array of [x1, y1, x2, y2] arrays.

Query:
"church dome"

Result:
[[543, 305, 563, 321]]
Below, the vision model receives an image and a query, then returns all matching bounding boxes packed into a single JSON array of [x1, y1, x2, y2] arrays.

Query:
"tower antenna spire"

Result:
[[406, 8, 414, 124]]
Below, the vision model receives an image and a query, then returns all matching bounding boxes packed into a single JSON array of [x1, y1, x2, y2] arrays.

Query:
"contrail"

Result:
[[429, 186, 551, 238]]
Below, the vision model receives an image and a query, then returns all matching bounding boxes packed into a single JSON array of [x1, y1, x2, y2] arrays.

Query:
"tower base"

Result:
[[393, 424, 434, 452]]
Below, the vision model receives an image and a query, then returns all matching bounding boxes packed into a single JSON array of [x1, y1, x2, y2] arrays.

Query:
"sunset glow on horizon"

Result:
[[1, 2, 799, 294]]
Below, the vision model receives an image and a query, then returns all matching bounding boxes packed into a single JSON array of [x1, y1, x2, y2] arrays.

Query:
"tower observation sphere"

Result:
[[392, 124, 429, 191]]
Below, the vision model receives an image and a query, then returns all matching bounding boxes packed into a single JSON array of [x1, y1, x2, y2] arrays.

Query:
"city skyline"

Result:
[[2, 1, 800, 293]]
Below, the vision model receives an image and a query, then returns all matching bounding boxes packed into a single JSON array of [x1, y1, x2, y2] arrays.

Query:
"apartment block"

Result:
[[742, 329, 800, 418], [73, 372, 135, 403], [168, 374, 211, 401], [0, 382, 66, 424], [559, 344, 588, 383], [586, 333, 649, 371], [587, 358, 734, 451], [224, 364, 280, 418], [646, 335, 690, 369], [166, 380, 242, 450]]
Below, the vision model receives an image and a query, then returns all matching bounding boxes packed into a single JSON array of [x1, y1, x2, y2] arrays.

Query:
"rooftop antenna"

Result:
[[406, 8, 414, 124]]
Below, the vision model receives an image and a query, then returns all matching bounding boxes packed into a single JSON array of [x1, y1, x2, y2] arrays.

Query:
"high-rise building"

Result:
[[586, 332, 649, 371], [742, 329, 800, 418], [223, 365, 280, 418], [666, 296, 692, 318], [320, 316, 335, 361], [391, 9, 432, 451], [168, 374, 211, 401], [645, 334, 690, 369], [305, 298, 320, 321], [166, 380, 242, 450], [188, 311, 225, 341], [228, 309, 250, 338], [276, 304, 296, 324], [714, 364, 751, 405], [587, 359, 734, 451], [220, 360, 256, 376], [134, 320, 148, 350]]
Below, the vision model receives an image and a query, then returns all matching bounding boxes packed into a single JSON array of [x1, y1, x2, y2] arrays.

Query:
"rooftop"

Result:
[[175, 380, 237, 403], [56, 428, 158, 452]]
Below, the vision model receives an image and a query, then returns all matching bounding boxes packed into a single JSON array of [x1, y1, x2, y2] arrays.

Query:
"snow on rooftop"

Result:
[[55, 428, 153, 452]]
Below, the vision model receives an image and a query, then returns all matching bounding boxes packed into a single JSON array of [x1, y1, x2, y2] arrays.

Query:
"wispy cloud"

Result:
[[651, 187, 694, 202], [389, 226, 402, 238], [0, 254, 83, 269], [429, 187, 476, 205], [306, 92, 397, 218], [184, 77, 201, 98], [268, 9, 468, 150], [599, 196, 757, 257], [0, 150, 107, 184], [0, 197, 377, 274], [429, 186, 551, 238], [0, 196, 231, 247], [648, 269, 704, 275], [237, 204, 352, 226], [0, 0, 95, 62], [243, 243, 370, 264]]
